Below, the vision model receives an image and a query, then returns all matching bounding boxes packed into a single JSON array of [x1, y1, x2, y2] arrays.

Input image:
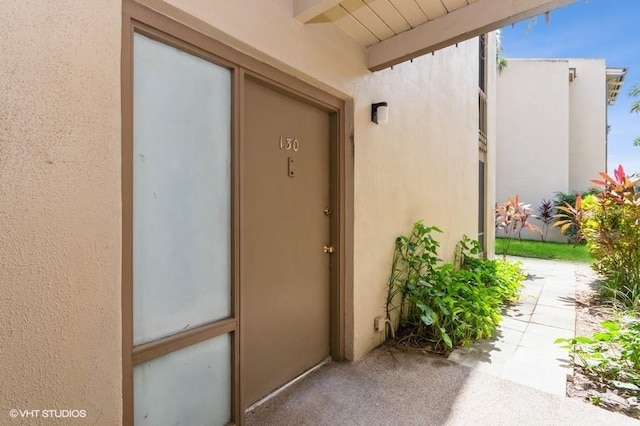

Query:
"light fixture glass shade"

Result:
[[371, 101, 389, 124], [376, 105, 388, 124]]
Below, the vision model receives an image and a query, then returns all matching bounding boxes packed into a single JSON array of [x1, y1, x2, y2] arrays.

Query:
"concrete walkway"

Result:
[[246, 257, 637, 425], [449, 257, 595, 396]]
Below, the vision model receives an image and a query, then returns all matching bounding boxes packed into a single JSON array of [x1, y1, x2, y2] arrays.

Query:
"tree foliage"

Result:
[[630, 83, 640, 147]]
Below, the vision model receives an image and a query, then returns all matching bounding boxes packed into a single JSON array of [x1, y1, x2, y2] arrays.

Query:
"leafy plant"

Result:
[[552, 189, 600, 243], [495, 195, 542, 256], [631, 83, 640, 114], [579, 165, 640, 308], [553, 191, 582, 210], [537, 199, 555, 241], [386, 221, 524, 354], [495, 30, 508, 74], [386, 222, 442, 326], [556, 316, 640, 400], [630, 83, 640, 147], [553, 193, 587, 245]]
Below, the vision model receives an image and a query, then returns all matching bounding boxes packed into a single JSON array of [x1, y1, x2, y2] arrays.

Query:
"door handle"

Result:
[[323, 245, 335, 254]]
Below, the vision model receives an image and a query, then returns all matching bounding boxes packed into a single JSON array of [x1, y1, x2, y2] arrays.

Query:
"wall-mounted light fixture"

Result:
[[371, 102, 388, 125]]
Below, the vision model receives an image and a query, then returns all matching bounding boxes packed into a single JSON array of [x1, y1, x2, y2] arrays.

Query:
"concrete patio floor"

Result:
[[246, 257, 635, 425]]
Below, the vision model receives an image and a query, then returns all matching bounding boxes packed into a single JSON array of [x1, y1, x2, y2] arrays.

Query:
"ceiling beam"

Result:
[[293, 0, 343, 23], [367, 0, 576, 71]]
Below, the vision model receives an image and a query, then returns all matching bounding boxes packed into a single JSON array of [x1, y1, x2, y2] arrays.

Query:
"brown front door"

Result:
[[241, 77, 331, 406]]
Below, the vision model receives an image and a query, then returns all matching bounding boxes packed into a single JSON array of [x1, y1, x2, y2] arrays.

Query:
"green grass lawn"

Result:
[[495, 238, 591, 262]]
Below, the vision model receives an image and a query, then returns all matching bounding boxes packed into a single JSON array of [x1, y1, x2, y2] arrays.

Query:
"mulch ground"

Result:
[[569, 288, 640, 419]]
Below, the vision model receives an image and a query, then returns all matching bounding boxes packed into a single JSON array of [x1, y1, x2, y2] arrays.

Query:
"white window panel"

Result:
[[133, 32, 232, 345], [134, 334, 231, 425]]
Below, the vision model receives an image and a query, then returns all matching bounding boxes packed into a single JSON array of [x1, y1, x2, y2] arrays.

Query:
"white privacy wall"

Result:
[[568, 59, 607, 191], [496, 60, 570, 242], [497, 58, 608, 242]]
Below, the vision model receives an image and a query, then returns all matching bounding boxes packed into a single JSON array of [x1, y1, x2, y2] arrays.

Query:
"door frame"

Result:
[[121, 2, 352, 424]]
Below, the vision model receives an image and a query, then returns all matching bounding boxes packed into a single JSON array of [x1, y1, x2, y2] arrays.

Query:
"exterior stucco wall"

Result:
[[496, 60, 570, 242], [0, 0, 122, 424], [568, 59, 607, 191], [485, 32, 498, 259], [350, 45, 479, 358], [140, 0, 367, 97], [497, 58, 608, 242], [2, 0, 492, 419]]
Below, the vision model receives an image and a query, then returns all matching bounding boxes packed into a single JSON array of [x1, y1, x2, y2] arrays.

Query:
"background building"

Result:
[[496, 58, 625, 241]]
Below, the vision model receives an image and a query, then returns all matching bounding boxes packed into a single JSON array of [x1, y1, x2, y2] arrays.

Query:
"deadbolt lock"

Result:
[[323, 245, 335, 254]]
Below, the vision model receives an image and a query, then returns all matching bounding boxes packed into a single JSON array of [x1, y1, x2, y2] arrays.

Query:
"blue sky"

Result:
[[500, 0, 640, 174]]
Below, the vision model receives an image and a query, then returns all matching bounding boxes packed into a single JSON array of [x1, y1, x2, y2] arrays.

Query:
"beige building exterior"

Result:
[[496, 58, 625, 242], [1, 0, 576, 424]]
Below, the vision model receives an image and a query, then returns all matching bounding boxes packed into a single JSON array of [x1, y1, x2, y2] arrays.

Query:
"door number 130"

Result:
[[279, 136, 300, 152]]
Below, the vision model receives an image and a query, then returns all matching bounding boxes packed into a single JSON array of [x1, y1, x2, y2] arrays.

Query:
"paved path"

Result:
[[449, 257, 596, 395]]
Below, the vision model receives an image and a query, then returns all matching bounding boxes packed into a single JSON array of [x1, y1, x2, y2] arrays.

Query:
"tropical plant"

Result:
[[553, 189, 601, 211], [552, 189, 600, 243], [537, 199, 555, 241], [630, 83, 640, 147], [631, 83, 640, 113], [579, 165, 640, 307], [495, 30, 508, 74], [556, 316, 640, 400], [553, 193, 587, 245], [386, 222, 524, 354], [495, 195, 542, 256], [553, 191, 582, 210]]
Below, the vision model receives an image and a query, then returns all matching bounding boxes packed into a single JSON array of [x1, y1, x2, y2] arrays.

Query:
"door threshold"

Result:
[[245, 356, 332, 413]]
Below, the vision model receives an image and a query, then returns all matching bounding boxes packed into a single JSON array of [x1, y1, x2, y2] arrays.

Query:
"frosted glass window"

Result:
[[133, 33, 232, 345], [134, 334, 231, 425]]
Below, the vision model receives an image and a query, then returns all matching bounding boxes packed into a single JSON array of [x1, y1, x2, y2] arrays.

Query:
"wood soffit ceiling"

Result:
[[293, 0, 578, 71], [323, 0, 477, 47]]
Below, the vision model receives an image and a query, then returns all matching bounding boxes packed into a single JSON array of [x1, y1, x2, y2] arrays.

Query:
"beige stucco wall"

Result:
[[0, 0, 122, 424], [350, 45, 480, 358], [485, 33, 498, 259], [568, 59, 607, 191], [140, 0, 366, 97], [496, 60, 570, 242], [2, 0, 493, 420]]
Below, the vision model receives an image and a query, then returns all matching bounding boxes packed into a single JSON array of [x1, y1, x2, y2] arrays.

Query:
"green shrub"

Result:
[[386, 221, 525, 353], [553, 189, 600, 243], [578, 166, 640, 308], [556, 316, 640, 397], [553, 189, 601, 211]]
